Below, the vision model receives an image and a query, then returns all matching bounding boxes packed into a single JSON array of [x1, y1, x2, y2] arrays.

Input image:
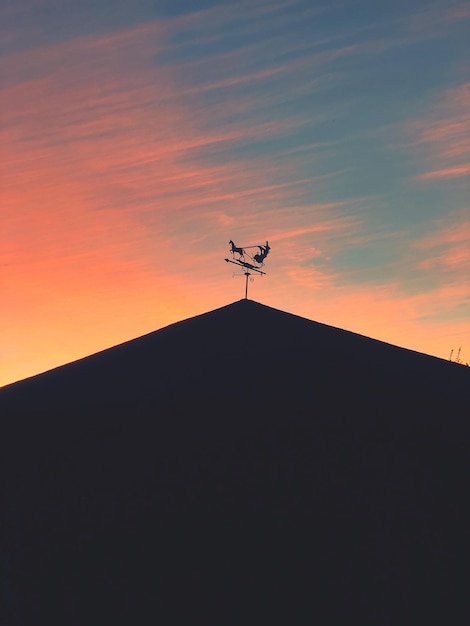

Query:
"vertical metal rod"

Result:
[[245, 272, 249, 299]]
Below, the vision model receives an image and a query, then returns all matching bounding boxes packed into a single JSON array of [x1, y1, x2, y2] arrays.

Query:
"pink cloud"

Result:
[[406, 82, 470, 183], [406, 1, 470, 32], [413, 214, 470, 278], [3, 0, 467, 386], [416, 217, 470, 248], [415, 163, 470, 179], [2, 16, 369, 386], [446, 2, 470, 20]]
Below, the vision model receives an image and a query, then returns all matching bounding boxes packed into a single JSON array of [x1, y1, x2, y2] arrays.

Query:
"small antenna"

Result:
[[225, 239, 270, 299]]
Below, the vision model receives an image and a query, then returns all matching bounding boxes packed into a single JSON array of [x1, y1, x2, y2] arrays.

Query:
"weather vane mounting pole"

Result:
[[224, 239, 271, 299]]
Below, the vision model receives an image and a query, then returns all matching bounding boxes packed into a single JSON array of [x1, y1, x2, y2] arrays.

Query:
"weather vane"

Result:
[[225, 239, 271, 299]]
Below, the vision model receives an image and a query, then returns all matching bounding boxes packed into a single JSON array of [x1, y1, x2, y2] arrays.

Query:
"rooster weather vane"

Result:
[[225, 239, 271, 299]]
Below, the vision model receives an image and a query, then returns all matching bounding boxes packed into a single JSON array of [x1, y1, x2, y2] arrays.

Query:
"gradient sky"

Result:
[[1, 0, 469, 386]]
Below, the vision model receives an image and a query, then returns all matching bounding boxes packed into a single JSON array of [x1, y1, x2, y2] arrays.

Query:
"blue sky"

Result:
[[1, 0, 469, 385]]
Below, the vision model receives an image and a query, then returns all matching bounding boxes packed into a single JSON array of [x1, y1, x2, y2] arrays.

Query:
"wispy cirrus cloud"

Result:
[[407, 82, 470, 181], [1, 6, 361, 384], [414, 213, 470, 275], [447, 1, 470, 19], [2, 0, 469, 386], [415, 164, 470, 179], [406, 0, 470, 31]]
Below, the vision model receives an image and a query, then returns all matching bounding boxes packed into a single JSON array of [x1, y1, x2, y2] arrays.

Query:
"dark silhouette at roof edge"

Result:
[[0, 297, 465, 397], [1, 298, 469, 625]]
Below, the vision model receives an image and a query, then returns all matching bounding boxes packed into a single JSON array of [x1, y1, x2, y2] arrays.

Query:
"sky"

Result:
[[1, 0, 469, 386]]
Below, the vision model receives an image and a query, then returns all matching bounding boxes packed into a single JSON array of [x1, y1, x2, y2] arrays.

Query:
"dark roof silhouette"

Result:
[[1, 299, 469, 624]]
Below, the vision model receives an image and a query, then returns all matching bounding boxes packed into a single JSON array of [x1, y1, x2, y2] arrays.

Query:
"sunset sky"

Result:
[[1, 0, 469, 386]]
